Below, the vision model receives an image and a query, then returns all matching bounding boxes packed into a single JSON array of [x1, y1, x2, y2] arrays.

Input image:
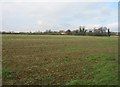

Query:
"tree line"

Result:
[[1, 26, 119, 36]]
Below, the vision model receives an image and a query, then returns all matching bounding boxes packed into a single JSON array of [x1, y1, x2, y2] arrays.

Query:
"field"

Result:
[[2, 35, 118, 85]]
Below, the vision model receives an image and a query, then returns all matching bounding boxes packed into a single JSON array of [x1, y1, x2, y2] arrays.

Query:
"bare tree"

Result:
[[79, 26, 87, 36]]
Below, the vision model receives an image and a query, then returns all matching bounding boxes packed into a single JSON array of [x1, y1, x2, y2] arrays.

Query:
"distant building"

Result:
[[61, 32, 66, 35], [59, 30, 66, 35]]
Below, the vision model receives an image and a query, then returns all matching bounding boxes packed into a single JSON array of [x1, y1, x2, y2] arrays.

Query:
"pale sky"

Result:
[[1, 0, 118, 32]]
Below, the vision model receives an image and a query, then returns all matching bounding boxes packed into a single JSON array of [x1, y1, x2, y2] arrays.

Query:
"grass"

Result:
[[84, 54, 117, 61], [2, 35, 118, 85], [66, 61, 118, 85], [66, 54, 118, 85], [2, 68, 13, 79]]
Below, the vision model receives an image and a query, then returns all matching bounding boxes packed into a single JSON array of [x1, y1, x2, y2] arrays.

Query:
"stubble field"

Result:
[[2, 35, 118, 85]]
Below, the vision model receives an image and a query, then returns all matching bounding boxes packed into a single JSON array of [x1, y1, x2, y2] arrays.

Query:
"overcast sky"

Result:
[[1, 0, 118, 32]]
